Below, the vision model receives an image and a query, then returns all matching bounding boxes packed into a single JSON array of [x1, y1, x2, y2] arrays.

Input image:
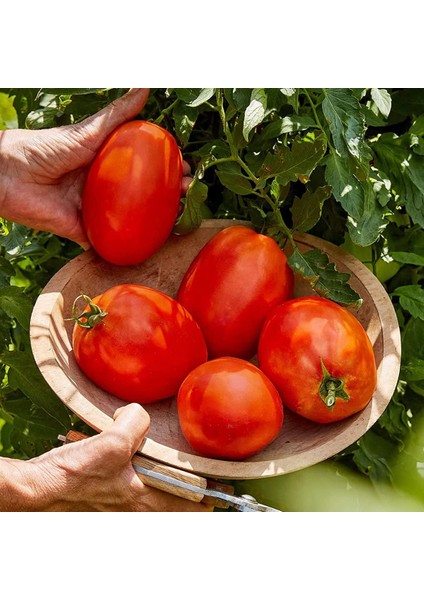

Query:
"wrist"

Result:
[[0, 457, 42, 511]]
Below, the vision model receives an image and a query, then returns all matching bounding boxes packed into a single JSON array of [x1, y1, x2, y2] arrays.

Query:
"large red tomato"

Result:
[[176, 226, 294, 359], [72, 284, 207, 404], [258, 296, 377, 423], [177, 357, 284, 460], [82, 120, 183, 265]]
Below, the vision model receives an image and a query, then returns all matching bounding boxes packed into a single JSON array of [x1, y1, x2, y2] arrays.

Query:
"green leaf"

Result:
[[377, 391, 410, 443], [370, 88, 392, 118], [172, 102, 198, 146], [353, 430, 393, 484], [187, 88, 215, 108], [260, 115, 316, 140], [402, 316, 424, 362], [280, 88, 296, 97], [263, 134, 326, 185], [410, 114, 424, 136], [291, 186, 331, 232], [25, 107, 61, 130], [243, 89, 267, 141], [2, 351, 71, 429], [40, 88, 107, 96], [0, 222, 29, 255], [372, 132, 424, 228], [322, 88, 371, 168], [288, 248, 363, 308], [0, 286, 33, 330], [173, 89, 202, 103], [232, 89, 252, 110], [216, 171, 253, 196], [0, 92, 18, 129], [4, 397, 63, 437], [173, 178, 209, 235], [325, 154, 387, 245], [400, 358, 424, 382], [392, 285, 424, 319], [390, 251, 424, 266]]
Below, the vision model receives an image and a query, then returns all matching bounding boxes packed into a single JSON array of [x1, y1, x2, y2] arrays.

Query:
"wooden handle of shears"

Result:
[[61, 430, 233, 508]]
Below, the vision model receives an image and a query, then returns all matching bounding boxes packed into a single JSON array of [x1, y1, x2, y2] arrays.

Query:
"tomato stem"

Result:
[[319, 360, 350, 409], [69, 294, 108, 329]]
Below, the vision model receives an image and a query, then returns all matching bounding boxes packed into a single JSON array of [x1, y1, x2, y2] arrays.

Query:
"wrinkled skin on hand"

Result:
[[22, 403, 211, 512]]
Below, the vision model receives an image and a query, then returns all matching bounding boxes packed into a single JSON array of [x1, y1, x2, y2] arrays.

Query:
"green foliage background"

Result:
[[0, 88, 423, 510]]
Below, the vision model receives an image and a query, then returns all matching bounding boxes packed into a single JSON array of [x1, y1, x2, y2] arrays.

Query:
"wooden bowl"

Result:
[[30, 220, 401, 480]]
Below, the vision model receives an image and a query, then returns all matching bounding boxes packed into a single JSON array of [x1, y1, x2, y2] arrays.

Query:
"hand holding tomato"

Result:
[[0, 88, 192, 249]]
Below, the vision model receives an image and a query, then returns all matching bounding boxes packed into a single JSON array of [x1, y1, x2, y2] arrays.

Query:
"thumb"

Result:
[[72, 88, 150, 153], [102, 403, 151, 458]]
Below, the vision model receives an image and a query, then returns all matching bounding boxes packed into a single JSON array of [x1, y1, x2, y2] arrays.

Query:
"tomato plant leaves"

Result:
[[322, 88, 371, 171], [2, 351, 71, 429], [370, 88, 392, 118], [258, 115, 316, 141], [260, 134, 326, 185], [372, 132, 424, 229], [0, 92, 18, 129], [391, 251, 424, 266], [173, 178, 209, 235], [288, 248, 363, 309], [0, 286, 33, 330], [187, 88, 215, 108], [216, 170, 253, 196], [291, 186, 331, 232], [243, 88, 267, 141], [325, 153, 388, 246], [392, 285, 424, 320], [172, 102, 199, 146]]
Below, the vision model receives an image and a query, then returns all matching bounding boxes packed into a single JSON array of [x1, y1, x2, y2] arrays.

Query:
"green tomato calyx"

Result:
[[70, 294, 108, 329], [319, 360, 350, 409]]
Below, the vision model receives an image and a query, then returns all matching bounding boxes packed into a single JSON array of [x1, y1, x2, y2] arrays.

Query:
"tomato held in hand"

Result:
[[177, 226, 294, 360], [82, 121, 183, 265], [258, 297, 377, 423], [177, 357, 284, 460], [72, 284, 208, 404]]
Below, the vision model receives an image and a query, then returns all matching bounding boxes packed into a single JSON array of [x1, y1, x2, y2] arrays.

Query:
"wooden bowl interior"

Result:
[[30, 220, 401, 479]]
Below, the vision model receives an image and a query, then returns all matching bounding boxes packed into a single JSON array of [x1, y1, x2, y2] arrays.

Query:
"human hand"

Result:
[[0, 89, 192, 247], [23, 403, 211, 512]]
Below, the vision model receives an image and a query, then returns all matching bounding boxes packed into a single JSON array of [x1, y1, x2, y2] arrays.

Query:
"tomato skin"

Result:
[[258, 297, 377, 423], [72, 284, 208, 404], [177, 357, 284, 460], [176, 226, 294, 360], [82, 121, 183, 266]]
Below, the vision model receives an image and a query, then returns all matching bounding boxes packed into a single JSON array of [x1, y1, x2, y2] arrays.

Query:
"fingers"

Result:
[[181, 176, 192, 196], [99, 403, 150, 461], [182, 160, 191, 176], [73, 88, 150, 151]]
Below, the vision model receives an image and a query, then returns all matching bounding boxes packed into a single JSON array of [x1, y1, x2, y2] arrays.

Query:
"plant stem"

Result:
[[154, 99, 179, 125], [213, 88, 297, 250], [302, 88, 337, 156]]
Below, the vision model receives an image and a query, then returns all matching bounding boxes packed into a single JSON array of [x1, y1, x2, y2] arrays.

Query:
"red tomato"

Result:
[[176, 226, 294, 359], [258, 296, 377, 423], [82, 120, 183, 265], [72, 284, 208, 404], [177, 357, 284, 460]]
